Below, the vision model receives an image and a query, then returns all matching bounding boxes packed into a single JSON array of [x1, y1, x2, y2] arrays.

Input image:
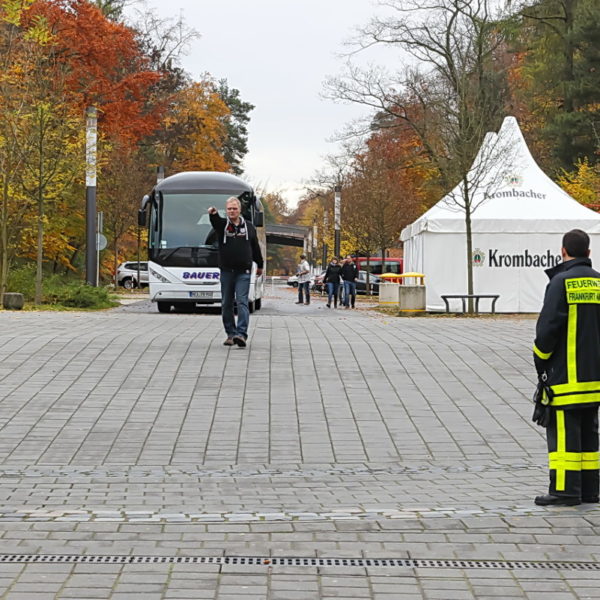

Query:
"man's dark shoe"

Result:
[[534, 494, 580, 506], [583, 496, 599, 503], [233, 336, 247, 348], [294, 301, 303, 304], [223, 338, 234, 346]]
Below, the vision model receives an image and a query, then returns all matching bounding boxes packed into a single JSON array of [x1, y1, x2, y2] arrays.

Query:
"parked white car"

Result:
[[117, 261, 148, 289]]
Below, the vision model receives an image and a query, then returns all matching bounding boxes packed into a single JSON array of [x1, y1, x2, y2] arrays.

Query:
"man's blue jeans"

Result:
[[220, 270, 251, 338], [343, 281, 356, 307], [298, 281, 310, 304]]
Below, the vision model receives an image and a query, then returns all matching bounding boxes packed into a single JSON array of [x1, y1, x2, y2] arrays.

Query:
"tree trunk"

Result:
[[69, 247, 79, 275], [34, 113, 44, 306], [35, 181, 44, 305], [0, 174, 9, 296], [563, 0, 575, 113], [113, 235, 118, 289]]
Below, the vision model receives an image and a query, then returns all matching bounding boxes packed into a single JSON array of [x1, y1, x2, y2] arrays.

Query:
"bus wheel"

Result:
[[248, 300, 255, 314], [157, 302, 171, 313], [255, 298, 262, 310]]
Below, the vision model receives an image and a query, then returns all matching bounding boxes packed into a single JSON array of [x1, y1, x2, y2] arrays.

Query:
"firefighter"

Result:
[[533, 229, 600, 506]]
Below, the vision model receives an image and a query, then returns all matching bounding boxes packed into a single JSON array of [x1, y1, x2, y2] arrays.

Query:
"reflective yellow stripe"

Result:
[[549, 452, 600, 471], [582, 451, 600, 470], [552, 392, 600, 406], [550, 451, 593, 461], [549, 459, 582, 471], [533, 343, 552, 360], [556, 410, 566, 491], [567, 304, 578, 384], [552, 381, 600, 395]]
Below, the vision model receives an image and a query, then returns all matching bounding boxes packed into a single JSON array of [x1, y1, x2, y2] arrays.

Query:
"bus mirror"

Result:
[[254, 211, 264, 227], [138, 209, 146, 227]]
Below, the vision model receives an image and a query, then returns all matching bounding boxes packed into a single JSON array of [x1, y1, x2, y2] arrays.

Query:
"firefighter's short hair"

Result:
[[563, 229, 590, 258]]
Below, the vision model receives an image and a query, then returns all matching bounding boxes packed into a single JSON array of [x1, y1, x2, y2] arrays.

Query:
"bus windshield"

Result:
[[151, 192, 250, 250]]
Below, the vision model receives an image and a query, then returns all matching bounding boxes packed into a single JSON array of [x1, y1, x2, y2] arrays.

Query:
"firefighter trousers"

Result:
[[546, 406, 600, 498]]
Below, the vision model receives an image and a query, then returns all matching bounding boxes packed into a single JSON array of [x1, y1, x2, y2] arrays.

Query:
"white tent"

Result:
[[400, 116, 600, 312]]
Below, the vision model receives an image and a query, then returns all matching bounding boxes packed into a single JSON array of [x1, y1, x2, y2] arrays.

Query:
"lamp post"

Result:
[[85, 106, 98, 286], [312, 217, 317, 270], [322, 202, 328, 270], [334, 185, 341, 258]]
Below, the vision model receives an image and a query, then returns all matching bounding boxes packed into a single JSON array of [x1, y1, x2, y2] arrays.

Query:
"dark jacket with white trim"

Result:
[[209, 212, 263, 272]]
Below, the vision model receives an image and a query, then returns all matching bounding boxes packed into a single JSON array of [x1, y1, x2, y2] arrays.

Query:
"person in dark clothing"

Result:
[[324, 257, 342, 309], [341, 255, 358, 309], [208, 198, 263, 348], [533, 229, 600, 506]]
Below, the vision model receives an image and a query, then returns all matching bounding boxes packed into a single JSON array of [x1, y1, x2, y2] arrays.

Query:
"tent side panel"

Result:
[[421, 232, 585, 312], [403, 233, 424, 275], [422, 233, 467, 311]]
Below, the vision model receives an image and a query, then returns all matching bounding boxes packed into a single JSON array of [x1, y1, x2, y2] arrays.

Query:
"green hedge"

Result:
[[6, 266, 117, 309]]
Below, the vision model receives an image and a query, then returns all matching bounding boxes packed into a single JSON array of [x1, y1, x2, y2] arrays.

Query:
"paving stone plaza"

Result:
[[0, 288, 599, 599]]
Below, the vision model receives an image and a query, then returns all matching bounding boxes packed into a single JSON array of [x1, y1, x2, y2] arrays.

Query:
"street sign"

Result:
[[96, 233, 107, 251]]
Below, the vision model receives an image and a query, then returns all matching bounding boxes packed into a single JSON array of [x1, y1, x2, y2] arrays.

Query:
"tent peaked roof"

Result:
[[401, 116, 600, 239]]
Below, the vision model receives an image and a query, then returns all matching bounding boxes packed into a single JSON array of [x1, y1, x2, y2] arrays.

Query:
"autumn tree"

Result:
[[98, 139, 154, 285], [327, 0, 513, 308], [0, 0, 35, 294], [92, 0, 137, 21], [558, 159, 600, 210], [32, 0, 164, 143], [17, 10, 85, 303], [158, 79, 231, 172], [512, 0, 600, 170], [24, 0, 168, 285], [216, 79, 254, 175]]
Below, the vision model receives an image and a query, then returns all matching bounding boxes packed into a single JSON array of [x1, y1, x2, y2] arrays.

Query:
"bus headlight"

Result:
[[150, 268, 171, 283]]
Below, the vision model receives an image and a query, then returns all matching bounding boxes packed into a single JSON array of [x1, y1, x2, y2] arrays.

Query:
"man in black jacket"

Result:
[[341, 255, 358, 309], [208, 197, 263, 348], [533, 229, 600, 506]]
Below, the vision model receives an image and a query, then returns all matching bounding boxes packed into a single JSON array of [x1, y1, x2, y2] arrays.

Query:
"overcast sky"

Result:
[[128, 0, 395, 207]]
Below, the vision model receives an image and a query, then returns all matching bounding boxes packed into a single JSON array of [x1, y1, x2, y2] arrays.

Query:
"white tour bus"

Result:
[[139, 171, 266, 314]]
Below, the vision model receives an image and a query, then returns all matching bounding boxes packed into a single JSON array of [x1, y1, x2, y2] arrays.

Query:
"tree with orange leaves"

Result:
[[29, 0, 164, 145], [158, 79, 232, 173]]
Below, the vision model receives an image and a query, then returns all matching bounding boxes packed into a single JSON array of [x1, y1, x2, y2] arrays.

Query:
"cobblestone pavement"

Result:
[[0, 288, 599, 599]]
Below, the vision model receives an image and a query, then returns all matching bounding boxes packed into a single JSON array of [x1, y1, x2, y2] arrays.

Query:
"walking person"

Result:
[[532, 229, 600, 506], [208, 198, 263, 348], [341, 255, 358, 309], [295, 254, 311, 305], [324, 257, 342, 309]]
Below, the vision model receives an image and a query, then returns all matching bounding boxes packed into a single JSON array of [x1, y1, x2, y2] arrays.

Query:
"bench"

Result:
[[441, 294, 499, 314]]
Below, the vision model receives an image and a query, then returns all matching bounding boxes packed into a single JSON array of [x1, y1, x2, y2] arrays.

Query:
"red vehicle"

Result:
[[355, 257, 403, 275]]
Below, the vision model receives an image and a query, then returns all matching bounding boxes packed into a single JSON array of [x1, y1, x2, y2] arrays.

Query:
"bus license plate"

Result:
[[189, 291, 213, 298]]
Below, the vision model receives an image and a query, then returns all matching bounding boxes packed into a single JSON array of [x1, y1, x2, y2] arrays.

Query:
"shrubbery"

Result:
[[6, 265, 36, 300], [6, 266, 118, 309]]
